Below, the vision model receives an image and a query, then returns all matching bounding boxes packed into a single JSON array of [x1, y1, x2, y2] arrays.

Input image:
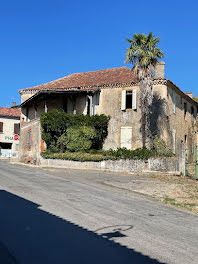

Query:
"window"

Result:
[[184, 102, 187, 118], [14, 123, 20, 135], [0, 122, 3, 133], [72, 96, 76, 114], [121, 90, 137, 111], [126, 91, 132, 109], [87, 95, 92, 115], [191, 106, 195, 123]]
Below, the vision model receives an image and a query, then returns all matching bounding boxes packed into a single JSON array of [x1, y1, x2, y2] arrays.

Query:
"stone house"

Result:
[[19, 63, 198, 164], [0, 107, 20, 158]]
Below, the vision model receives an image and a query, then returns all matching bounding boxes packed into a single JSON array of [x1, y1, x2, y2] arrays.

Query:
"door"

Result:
[[120, 126, 132, 150]]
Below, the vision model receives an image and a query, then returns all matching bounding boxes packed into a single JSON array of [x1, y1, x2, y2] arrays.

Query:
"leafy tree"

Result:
[[193, 96, 198, 103], [125, 32, 164, 147]]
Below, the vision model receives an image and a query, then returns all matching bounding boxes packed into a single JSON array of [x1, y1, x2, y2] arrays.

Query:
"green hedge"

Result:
[[41, 147, 173, 162], [41, 151, 117, 162], [40, 110, 110, 151]]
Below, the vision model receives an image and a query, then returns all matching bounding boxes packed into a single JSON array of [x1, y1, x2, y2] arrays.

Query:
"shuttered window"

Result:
[[14, 123, 20, 135], [121, 90, 137, 110], [0, 122, 3, 133]]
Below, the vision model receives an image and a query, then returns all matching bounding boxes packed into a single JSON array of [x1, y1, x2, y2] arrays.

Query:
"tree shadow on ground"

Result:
[[0, 190, 164, 264]]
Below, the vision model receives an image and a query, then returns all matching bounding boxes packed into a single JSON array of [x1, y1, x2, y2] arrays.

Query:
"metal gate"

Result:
[[185, 145, 198, 179]]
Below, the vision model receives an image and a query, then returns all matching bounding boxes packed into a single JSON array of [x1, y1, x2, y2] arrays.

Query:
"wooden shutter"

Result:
[[120, 126, 132, 149], [132, 89, 137, 110], [173, 93, 176, 113], [121, 90, 126, 110], [172, 129, 176, 154], [14, 123, 20, 135], [0, 122, 3, 133]]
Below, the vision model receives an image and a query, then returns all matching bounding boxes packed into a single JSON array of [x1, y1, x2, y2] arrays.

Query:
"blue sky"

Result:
[[0, 0, 197, 107]]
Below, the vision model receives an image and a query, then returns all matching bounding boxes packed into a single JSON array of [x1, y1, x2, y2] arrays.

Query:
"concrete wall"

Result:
[[40, 157, 184, 174], [0, 116, 20, 157]]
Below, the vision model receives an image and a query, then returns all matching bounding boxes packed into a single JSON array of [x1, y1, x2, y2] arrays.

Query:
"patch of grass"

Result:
[[164, 197, 176, 203], [163, 197, 197, 211]]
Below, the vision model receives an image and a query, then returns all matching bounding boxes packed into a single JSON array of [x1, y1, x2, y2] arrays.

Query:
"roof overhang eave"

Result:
[[20, 88, 100, 107]]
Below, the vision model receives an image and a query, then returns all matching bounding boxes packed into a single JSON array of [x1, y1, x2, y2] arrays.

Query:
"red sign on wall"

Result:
[[14, 134, 19, 141]]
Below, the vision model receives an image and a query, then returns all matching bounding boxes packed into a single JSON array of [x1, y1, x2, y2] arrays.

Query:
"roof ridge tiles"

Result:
[[19, 67, 137, 93], [0, 107, 21, 118]]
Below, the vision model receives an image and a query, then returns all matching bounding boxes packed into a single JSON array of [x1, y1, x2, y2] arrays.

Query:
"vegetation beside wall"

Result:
[[40, 110, 173, 161], [41, 144, 173, 162], [40, 110, 110, 152]]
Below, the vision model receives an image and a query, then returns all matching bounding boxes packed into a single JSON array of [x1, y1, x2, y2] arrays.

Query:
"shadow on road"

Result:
[[0, 190, 164, 264]]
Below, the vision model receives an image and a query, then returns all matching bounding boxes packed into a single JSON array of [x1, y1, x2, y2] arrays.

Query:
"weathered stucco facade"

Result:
[[0, 108, 20, 158], [19, 64, 198, 164]]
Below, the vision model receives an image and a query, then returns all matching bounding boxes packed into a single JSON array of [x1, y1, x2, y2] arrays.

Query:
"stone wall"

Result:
[[19, 119, 41, 164], [40, 157, 184, 174]]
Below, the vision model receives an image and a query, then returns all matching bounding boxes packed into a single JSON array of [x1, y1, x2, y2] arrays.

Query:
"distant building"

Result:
[[19, 63, 198, 164], [0, 107, 21, 158]]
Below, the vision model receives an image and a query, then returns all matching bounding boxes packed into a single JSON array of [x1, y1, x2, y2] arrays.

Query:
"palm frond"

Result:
[[125, 32, 164, 70]]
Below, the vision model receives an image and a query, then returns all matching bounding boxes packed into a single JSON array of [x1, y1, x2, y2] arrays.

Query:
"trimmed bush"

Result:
[[40, 110, 110, 151], [66, 126, 96, 152], [103, 147, 157, 160]]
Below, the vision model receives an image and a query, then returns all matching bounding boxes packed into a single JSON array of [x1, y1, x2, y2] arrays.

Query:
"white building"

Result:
[[0, 107, 20, 158]]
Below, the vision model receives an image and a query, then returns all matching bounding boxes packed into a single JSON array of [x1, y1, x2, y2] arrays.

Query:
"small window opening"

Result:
[[184, 102, 187, 118], [87, 97, 91, 115], [191, 106, 195, 123], [126, 91, 132, 109]]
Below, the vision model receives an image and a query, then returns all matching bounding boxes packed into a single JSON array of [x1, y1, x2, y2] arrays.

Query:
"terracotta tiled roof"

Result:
[[19, 67, 137, 93], [0, 107, 21, 118]]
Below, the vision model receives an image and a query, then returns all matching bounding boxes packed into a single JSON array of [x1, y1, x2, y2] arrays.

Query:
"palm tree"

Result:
[[125, 32, 164, 148]]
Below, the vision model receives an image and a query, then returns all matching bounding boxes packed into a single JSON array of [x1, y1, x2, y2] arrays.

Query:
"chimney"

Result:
[[185, 92, 193, 98], [154, 61, 165, 79], [12, 102, 16, 107]]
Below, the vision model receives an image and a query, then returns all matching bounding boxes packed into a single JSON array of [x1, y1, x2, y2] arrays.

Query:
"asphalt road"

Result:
[[0, 160, 198, 264]]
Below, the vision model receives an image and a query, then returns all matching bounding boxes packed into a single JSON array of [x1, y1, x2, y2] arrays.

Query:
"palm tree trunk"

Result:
[[139, 69, 153, 148]]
